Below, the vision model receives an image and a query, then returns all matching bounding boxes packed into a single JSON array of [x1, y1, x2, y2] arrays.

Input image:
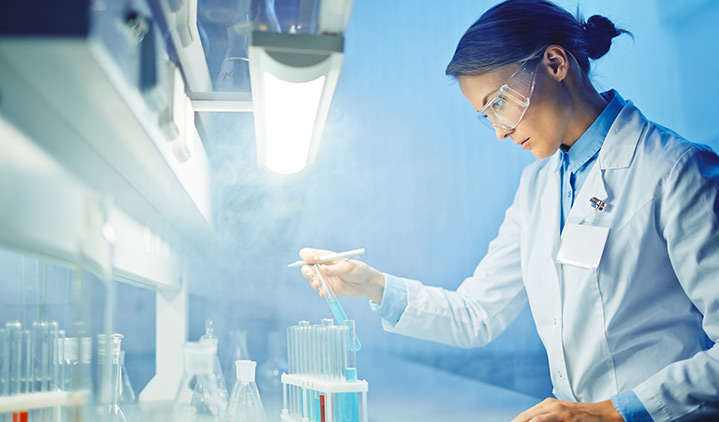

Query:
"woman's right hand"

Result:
[[298, 248, 386, 304]]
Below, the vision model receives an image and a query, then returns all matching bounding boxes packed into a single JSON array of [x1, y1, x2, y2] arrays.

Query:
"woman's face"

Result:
[[458, 60, 569, 159]]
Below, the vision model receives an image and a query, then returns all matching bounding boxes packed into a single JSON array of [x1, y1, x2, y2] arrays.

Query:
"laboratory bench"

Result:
[[120, 353, 541, 422], [355, 353, 542, 422]]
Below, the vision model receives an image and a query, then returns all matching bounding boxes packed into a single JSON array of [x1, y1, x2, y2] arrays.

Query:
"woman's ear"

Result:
[[542, 45, 570, 82]]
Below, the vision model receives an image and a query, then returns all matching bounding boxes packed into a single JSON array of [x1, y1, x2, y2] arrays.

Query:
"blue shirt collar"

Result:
[[554, 90, 625, 173]]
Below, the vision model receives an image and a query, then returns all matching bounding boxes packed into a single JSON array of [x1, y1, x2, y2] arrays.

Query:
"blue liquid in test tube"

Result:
[[312, 265, 362, 351]]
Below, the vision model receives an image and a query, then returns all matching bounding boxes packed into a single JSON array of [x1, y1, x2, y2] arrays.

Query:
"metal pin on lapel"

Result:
[[589, 196, 607, 211]]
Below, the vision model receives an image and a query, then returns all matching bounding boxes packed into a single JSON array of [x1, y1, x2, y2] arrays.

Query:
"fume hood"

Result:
[[0, 0, 351, 418]]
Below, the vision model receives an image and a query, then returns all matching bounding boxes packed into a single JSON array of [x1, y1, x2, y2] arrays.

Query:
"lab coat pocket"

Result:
[[556, 223, 610, 269]]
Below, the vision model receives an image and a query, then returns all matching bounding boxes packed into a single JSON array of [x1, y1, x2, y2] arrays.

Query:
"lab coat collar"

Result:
[[551, 90, 629, 174], [598, 94, 647, 171]]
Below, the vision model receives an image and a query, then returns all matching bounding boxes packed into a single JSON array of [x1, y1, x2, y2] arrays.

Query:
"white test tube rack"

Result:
[[280, 373, 368, 422]]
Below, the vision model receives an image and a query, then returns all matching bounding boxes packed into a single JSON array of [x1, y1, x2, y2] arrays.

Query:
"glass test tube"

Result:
[[21, 329, 31, 394], [5, 322, 21, 395], [287, 324, 295, 417], [61, 337, 78, 392], [31, 321, 49, 392], [55, 329, 66, 391], [285, 325, 292, 415], [311, 265, 361, 351], [0, 328, 6, 396], [298, 320, 310, 420], [321, 319, 334, 380], [343, 320, 360, 422], [291, 324, 301, 418]]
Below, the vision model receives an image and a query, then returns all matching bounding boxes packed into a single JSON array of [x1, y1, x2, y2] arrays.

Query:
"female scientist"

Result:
[[298, 0, 719, 421]]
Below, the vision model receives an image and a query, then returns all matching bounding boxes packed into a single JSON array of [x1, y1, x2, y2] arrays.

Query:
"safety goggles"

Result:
[[477, 59, 539, 131]]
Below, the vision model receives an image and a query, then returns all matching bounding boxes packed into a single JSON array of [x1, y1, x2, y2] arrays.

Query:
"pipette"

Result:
[[287, 248, 366, 268]]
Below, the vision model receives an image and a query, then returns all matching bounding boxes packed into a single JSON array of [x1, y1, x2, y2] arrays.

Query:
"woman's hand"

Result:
[[298, 248, 386, 304], [511, 398, 624, 422]]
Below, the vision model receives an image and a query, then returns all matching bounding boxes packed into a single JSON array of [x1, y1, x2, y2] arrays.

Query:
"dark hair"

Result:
[[445, 0, 631, 78]]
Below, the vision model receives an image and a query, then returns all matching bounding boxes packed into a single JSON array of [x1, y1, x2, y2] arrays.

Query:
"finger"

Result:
[[321, 259, 353, 277], [301, 264, 314, 279], [307, 275, 320, 291], [299, 247, 335, 264], [510, 402, 544, 422]]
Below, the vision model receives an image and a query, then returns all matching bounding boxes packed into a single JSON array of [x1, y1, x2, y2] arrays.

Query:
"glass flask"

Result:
[[225, 360, 268, 422], [102, 333, 128, 422], [172, 341, 227, 422], [215, 0, 281, 92], [223, 329, 250, 389], [192, 320, 229, 410], [118, 350, 136, 404]]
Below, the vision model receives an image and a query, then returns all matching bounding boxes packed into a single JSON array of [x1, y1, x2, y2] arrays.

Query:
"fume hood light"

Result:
[[249, 31, 344, 175]]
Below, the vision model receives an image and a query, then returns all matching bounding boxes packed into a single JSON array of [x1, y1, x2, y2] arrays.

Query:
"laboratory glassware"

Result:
[[215, 0, 281, 92], [172, 341, 227, 422], [343, 320, 359, 422], [225, 360, 268, 422], [0, 328, 6, 396], [31, 321, 60, 393], [222, 329, 250, 389], [118, 351, 136, 404], [103, 334, 128, 422], [310, 265, 361, 351], [192, 320, 229, 411], [59, 337, 91, 391], [281, 320, 368, 422]]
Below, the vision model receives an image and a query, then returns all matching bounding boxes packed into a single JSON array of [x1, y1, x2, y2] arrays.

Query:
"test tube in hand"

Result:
[[311, 265, 362, 351]]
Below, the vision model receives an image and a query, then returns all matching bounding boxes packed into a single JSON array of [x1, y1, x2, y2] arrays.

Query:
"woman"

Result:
[[298, 1, 719, 421]]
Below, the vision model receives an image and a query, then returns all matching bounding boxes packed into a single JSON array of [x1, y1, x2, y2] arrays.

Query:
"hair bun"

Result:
[[584, 15, 622, 59]]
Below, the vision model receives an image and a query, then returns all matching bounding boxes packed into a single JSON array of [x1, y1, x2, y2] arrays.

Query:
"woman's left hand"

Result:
[[510, 398, 624, 422]]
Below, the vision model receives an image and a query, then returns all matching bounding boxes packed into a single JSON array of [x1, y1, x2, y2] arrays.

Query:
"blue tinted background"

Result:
[[4, 0, 716, 416], [188, 0, 719, 402]]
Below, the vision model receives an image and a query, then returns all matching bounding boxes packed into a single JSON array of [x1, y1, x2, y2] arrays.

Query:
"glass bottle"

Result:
[[225, 360, 268, 422], [215, 0, 281, 92], [192, 320, 229, 410], [172, 341, 227, 422], [59, 337, 91, 421]]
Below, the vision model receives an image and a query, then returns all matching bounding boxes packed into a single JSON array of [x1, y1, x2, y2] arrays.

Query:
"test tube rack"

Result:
[[280, 374, 368, 422], [283, 319, 368, 422]]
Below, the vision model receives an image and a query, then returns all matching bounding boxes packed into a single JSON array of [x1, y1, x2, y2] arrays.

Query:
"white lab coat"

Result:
[[385, 101, 719, 421]]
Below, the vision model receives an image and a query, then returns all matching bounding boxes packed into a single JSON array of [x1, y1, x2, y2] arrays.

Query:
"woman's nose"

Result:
[[494, 126, 513, 140]]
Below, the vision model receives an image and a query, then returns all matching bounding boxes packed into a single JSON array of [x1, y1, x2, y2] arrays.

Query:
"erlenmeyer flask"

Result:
[[172, 342, 227, 422], [223, 329, 250, 389], [106, 334, 127, 422], [118, 351, 136, 404], [225, 360, 268, 422], [192, 320, 229, 411]]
